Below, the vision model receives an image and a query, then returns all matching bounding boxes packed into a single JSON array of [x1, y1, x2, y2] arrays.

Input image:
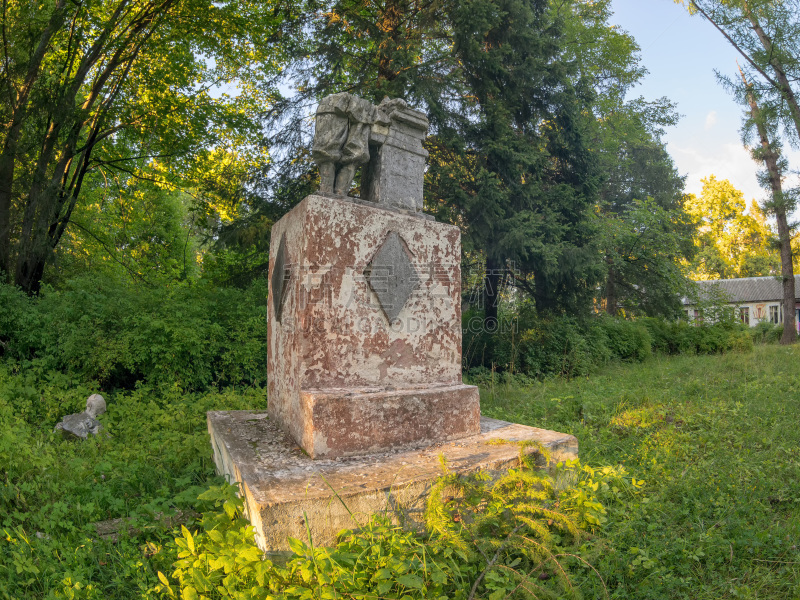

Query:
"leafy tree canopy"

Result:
[[0, 0, 294, 293], [684, 175, 779, 280]]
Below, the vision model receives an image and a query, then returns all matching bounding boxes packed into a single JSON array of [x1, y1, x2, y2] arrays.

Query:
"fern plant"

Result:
[[155, 446, 635, 599], [423, 443, 597, 600]]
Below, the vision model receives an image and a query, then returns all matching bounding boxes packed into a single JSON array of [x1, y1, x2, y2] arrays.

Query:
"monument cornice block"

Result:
[[297, 384, 480, 458]]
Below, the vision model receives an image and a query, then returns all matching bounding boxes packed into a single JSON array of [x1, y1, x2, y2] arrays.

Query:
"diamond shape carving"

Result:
[[366, 232, 420, 322], [271, 234, 291, 322]]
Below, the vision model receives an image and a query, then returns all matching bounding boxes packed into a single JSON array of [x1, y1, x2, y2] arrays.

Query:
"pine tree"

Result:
[[427, 0, 601, 324]]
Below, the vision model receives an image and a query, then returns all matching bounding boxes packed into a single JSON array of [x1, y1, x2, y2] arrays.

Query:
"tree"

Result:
[[600, 198, 694, 317], [0, 0, 288, 293], [594, 98, 693, 316], [553, 0, 694, 317], [684, 175, 778, 280], [739, 67, 796, 344], [680, 0, 799, 342], [427, 0, 601, 323]]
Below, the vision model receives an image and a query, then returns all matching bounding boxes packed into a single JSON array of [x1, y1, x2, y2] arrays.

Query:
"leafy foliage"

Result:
[[684, 176, 779, 280], [463, 303, 751, 381], [598, 198, 694, 319], [0, 0, 289, 293], [0, 275, 267, 391], [156, 456, 625, 599]]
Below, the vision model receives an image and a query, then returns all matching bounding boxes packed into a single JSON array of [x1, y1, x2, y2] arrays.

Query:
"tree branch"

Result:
[[67, 219, 150, 285], [689, 0, 781, 89]]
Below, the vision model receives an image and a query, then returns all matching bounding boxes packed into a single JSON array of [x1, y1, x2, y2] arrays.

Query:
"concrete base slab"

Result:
[[208, 411, 578, 552]]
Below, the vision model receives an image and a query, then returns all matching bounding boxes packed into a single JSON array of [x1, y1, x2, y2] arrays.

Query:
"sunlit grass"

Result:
[[479, 344, 800, 599]]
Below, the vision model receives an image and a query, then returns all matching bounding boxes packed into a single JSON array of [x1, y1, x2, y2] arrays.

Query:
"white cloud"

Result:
[[668, 141, 761, 200], [668, 141, 800, 220], [704, 110, 718, 131]]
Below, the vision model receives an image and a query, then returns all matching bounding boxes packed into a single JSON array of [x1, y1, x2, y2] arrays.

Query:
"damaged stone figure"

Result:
[[54, 393, 107, 439], [312, 93, 407, 197]]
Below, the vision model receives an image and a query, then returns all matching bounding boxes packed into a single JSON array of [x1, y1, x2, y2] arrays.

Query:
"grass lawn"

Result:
[[480, 344, 800, 599], [2, 344, 800, 599]]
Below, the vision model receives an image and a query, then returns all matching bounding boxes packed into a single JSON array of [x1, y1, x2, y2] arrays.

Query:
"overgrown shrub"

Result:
[[464, 308, 753, 382], [517, 317, 600, 379], [749, 320, 783, 344], [641, 318, 752, 355], [640, 318, 693, 355], [597, 317, 651, 362], [156, 455, 634, 600], [0, 275, 267, 391]]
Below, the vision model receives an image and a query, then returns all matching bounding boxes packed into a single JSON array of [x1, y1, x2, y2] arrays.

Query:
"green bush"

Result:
[[729, 328, 754, 352], [597, 317, 652, 362], [750, 320, 783, 344], [641, 318, 752, 356], [0, 275, 267, 391], [517, 316, 603, 379], [0, 282, 37, 360], [640, 318, 693, 355]]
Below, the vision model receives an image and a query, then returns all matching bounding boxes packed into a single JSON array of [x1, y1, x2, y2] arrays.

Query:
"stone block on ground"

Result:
[[208, 410, 578, 553]]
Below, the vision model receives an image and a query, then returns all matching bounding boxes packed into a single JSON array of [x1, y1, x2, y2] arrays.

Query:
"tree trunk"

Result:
[[776, 208, 796, 344], [14, 187, 59, 295], [0, 150, 13, 281], [483, 256, 502, 331], [0, 0, 68, 282], [746, 14, 800, 142], [14, 249, 47, 295], [741, 67, 796, 344], [605, 264, 617, 316]]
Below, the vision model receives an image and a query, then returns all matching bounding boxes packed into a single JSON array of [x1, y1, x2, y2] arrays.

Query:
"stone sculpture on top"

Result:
[[312, 93, 402, 196], [312, 92, 428, 213]]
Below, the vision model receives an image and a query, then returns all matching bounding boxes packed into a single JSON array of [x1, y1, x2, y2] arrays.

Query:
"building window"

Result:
[[739, 307, 750, 325], [770, 305, 781, 324]]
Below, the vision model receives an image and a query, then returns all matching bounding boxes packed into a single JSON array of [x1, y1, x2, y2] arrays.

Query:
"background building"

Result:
[[683, 276, 800, 331]]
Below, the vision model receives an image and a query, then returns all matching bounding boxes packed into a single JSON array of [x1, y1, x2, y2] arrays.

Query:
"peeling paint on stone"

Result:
[[267, 195, 478, 458]]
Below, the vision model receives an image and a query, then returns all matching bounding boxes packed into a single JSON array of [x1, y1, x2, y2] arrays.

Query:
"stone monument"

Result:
[[208, 93, 578, 553]]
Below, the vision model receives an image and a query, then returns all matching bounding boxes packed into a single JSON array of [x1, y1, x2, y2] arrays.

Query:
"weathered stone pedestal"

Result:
[[208, 411, 578, 552], [267, 194, 480, 459]]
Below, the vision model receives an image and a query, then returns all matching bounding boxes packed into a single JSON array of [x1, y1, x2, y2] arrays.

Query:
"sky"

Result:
[[609, 0, 800, 206]]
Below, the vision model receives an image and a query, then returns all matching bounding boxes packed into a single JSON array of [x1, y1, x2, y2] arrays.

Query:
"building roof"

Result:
[[684, 275, 800, 305]]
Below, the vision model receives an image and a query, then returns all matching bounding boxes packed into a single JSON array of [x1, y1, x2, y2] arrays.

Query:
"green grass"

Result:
[[479, 344, 800, 599], [2, 345, 800, 599], [0, 366, 267, 599]]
